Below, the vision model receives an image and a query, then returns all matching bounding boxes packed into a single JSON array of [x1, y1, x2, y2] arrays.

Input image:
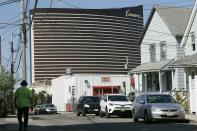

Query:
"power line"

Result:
[[0, 19, 21, 29], [143, 4, 194, 11], [0, 0, 19, 7], [50, 0, 54, 8], [29, 0, 38, 26], [15, 51, 21, 73], [25, 0, 29, 14], [142, 0, 194, 7], [1, 27, 19, 42], [13, 43, 20, 64], [56, 0, 81, 9]]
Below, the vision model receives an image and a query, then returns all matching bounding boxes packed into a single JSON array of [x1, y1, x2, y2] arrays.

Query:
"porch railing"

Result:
[[169, 88, 190, 113]]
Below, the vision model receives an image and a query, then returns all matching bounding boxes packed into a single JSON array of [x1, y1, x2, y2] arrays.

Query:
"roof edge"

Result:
[[138, 6, 156, 45], [181, 1, 197, 47]]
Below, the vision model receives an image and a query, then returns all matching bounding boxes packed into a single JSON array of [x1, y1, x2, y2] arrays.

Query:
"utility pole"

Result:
[[10, 33, 14, 79], [20, 0, 27, 80], [10, 33, 15, 114], [0, 36, 1, 71]]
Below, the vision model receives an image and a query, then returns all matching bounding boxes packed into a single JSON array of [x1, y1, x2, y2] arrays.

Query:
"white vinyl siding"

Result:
[[141, 12, 179, 64], [140, 11, 185, 89], [184, 12, 197, 56]]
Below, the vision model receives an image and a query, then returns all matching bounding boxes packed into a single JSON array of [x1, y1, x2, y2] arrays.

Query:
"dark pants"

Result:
[[17, 107, 29, 129]]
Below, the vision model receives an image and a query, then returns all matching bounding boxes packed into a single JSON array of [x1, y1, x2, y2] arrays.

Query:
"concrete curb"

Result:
[[185, 114, 197, 122]]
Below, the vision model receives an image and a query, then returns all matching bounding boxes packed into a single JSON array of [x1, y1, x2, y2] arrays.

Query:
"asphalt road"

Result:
[[1, 113, 197, 131]]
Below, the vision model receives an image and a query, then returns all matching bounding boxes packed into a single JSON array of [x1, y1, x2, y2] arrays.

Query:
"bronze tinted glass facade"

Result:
[[31, 6, 143, 83]]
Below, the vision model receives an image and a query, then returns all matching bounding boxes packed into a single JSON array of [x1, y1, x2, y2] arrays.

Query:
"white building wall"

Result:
[[182, 8, 197, 114], [140, 11, 185, 90], [134, 74, 143, 96], [184, 12, 197, 56], [177, 68, 185, 89], [141, 12, 178, 64], [52, 74, 132, 111], [64, 76, 77, 104], [52, 75, 71, 111], [75, 74, 132, 101], [188, 74, 197, 113]]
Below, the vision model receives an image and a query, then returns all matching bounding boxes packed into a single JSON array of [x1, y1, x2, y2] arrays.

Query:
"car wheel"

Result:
[[100, 110, 104, 117], [105, 107, 110, 118], [76, 110, 80, 116], [133, 110, 138, 122], [82, 108, 86, 116], [144, 111, 151, 123]]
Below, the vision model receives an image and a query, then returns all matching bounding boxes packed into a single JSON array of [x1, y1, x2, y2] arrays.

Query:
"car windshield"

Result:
[[108, 95, 128, 101], [147, 95, 176, 103], [36, 105, 41, 108], [45, 104, 55, 107], [84, 97, 100, 103]]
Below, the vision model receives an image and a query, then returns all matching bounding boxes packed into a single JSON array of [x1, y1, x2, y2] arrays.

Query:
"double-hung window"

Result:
[[150, 44, 156, 62], [160, 41, 167, 60]]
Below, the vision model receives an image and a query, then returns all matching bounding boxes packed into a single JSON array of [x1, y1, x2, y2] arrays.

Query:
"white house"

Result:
[[170, 0, 197, 114], [132, 6, 191, 94], [52, 74, 133, 112]]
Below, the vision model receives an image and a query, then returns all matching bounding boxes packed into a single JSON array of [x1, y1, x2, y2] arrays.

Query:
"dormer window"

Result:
[[191, 32, 195, 51], [149, 44, 156, 62], [160, 41, 167, 60]]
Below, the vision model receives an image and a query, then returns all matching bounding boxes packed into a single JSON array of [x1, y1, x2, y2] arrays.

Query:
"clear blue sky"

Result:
[[0, 0, 195, 84]]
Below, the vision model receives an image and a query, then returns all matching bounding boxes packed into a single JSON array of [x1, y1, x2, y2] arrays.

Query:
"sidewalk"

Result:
[[186, 114, 197, 122]]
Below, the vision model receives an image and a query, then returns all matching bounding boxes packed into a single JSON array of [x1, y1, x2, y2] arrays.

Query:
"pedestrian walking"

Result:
[[14, 80, 32, 131]]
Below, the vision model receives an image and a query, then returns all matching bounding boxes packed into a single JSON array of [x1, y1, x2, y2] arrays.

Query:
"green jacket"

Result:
[[15, 86, 32, 108]]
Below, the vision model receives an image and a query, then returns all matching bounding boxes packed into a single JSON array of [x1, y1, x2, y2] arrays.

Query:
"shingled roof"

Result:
[[169, 53, 197, 68], [131, 59, 174, 73], [139, 5, 192, 44]]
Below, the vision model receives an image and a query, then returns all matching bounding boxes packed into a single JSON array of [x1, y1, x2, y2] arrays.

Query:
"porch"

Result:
[[132, 59, 175, 93]]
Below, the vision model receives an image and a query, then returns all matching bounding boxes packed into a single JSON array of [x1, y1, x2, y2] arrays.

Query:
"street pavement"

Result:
[[0, 112, 196, 131]]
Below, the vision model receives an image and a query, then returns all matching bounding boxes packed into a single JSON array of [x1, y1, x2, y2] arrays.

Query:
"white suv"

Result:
[[100, 94, 133, 118]]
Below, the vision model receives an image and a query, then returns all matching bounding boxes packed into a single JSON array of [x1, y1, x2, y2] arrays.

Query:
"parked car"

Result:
[[132, 94, 185, 123], [39, 104, 57, 114], [76, 96, 100, 116], [34, 104, 43, 115], [100, 94, 133, 118]]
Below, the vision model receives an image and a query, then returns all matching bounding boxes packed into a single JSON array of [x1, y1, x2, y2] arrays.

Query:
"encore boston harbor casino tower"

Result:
[[30, 5, 143, 84]]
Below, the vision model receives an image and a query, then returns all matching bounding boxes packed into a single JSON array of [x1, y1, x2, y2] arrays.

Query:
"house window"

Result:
[[149, 44, 156, 62], [160, 41, 167, 60], [191, 32, 195, 51]]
